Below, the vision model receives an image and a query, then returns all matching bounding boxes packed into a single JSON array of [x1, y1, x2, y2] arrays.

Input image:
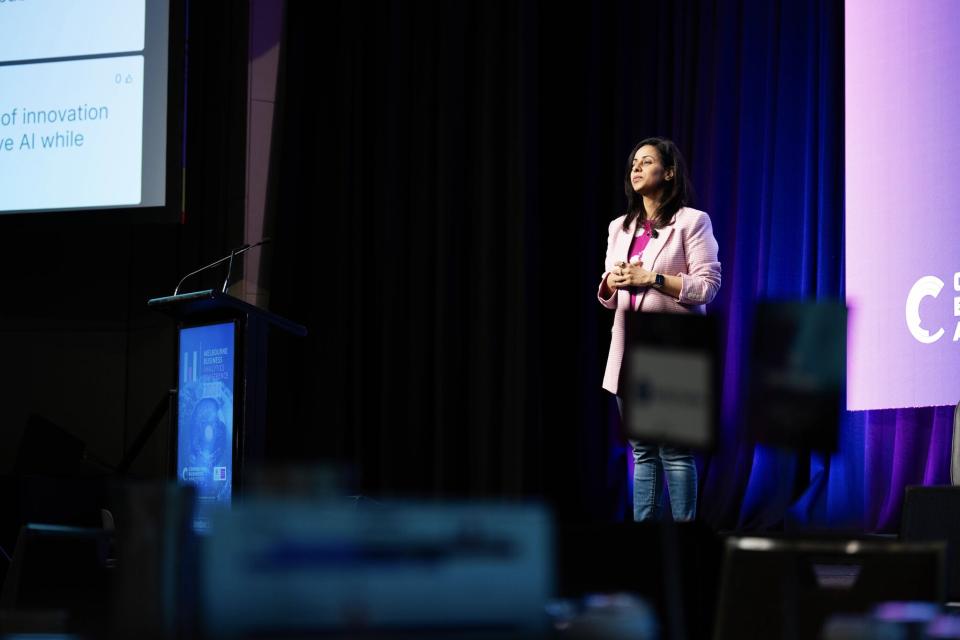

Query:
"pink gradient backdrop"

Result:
[[846, 0, 960, 410]]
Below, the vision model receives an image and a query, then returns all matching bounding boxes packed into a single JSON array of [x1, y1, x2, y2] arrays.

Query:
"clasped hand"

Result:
[[607, 259, 654, 290]]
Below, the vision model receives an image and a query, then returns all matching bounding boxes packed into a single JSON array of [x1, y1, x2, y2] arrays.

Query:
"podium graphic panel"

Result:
[[177, 321, 236, 532]]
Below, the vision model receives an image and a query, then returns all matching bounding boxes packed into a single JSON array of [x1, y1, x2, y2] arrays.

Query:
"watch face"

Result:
[[655, 274, 665, 288]]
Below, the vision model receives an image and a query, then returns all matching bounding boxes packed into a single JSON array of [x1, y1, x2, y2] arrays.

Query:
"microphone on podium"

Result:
[[173, 237, 272, 296]]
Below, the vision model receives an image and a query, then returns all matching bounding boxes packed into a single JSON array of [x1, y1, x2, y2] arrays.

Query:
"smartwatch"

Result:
[[653, 273, 665, 289]]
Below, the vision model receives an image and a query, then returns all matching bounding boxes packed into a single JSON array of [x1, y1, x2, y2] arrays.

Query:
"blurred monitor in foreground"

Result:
[[202, 500, 553, 637], [714, 536, 944, 640], [746, 301, 845, 452], [622, 312, 720, 451]]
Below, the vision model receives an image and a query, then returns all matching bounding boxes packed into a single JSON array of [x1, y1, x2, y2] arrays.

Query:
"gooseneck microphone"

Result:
[[173, 237, 272, 296]]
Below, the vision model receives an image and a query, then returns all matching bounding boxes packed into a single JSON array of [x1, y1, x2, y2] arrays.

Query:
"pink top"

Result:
[[628, 220, 654, 310]]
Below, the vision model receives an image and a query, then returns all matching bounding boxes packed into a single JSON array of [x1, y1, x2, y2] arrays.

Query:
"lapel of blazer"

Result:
[[640, 214, 677, 272], [634, 212, 679, 310], [616, 216, 639, 264], [613, 218, 638, 311]]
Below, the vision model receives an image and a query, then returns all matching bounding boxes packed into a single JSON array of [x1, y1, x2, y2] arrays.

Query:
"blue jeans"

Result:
[[617, 396, 698, 522]]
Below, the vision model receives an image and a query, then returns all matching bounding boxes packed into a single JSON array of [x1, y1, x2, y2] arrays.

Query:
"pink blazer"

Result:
[[598, 207, 721, 395]]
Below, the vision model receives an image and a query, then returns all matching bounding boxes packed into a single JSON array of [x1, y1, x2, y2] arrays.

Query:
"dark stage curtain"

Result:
[[268, 0, 951, 530], [269, 1, 545, 502]]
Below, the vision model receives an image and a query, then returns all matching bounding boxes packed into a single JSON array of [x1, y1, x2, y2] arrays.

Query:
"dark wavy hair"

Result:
[[622, 137, 693, 232]]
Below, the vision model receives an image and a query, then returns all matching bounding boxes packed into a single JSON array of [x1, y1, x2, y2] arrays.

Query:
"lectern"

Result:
[[147, 289, 306, 530]]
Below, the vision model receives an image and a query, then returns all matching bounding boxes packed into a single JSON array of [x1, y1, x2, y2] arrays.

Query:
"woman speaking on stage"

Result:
[[597, 137, 721, 522]]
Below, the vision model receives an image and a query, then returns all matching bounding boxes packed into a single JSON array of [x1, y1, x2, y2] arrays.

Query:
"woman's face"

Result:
[[630, 145, 673, 196]]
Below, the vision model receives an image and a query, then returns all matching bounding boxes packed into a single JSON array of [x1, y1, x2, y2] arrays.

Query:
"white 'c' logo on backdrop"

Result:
[[905, 276, 945, 344]]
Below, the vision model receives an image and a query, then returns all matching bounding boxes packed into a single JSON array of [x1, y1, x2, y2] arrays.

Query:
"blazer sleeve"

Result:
[[597, 218, 619, 309], [676, 211, 721, 306]]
